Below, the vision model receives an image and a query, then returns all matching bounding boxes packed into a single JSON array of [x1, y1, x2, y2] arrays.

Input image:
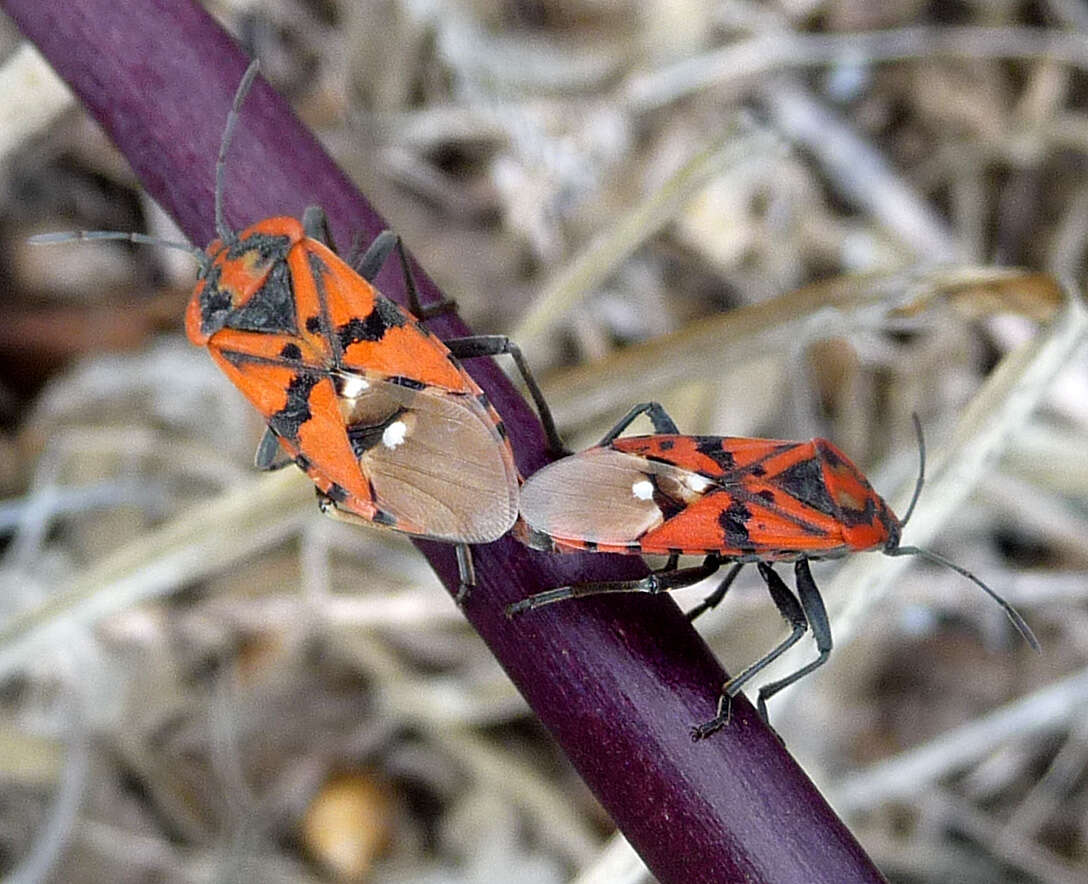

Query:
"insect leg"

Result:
[[690, 563, 808, 741], [685, 562, 744, 621], [754, 558, 833, 722], [444, 335, 567, 456], [454, 544, 476, 606], [350, 230, 458, 319], [253, 426, 292, 470], [505, 557, 721, 618], [314, 491, 477, 608], [599, 402, 680, 445], [301, 205, 337, 251]]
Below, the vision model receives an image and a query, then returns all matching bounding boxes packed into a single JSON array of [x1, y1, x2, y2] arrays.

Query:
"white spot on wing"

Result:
[[686, 474, 711, 493], [339, 373, 370, 398], [631, 479, 654, 500], [382, 420, 408, 449]]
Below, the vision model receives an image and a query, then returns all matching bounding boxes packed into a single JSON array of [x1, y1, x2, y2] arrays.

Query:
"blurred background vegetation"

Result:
[[0, 1, 1086, 882]]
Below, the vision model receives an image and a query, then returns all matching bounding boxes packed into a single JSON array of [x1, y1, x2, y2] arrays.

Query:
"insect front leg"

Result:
[[505, 555, 721, 618], [443, 335, 567, 456], [754, 559, 832, 722], [301, 205, 337, 251], [350, 230, 458, 319], [599, 402, 680, 445], [685, 562, 745, 621], [690, 562, 809, 741], [316, 490, 478, 607], [253, 426, 293, 470]]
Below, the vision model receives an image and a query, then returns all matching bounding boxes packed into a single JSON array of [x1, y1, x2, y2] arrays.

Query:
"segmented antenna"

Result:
[[215, 59, 261, 245], [886, 416, 1038, 651], [31, 61, 264, 265], [29, 230, 208, 269], [899, 413, 925, 527], [888, 544, 1040, 651]]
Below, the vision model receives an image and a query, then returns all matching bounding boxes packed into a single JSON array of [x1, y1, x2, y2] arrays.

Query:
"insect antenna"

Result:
[[29, 230, 209, 271], [886, 544, 1040, 652], [899, 413, 925, 528], [215, 59, 261, 245]]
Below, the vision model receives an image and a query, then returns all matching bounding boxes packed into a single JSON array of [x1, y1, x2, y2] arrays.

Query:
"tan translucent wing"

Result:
[[339, 376, 518, 543], [519, 447, 716, 546]]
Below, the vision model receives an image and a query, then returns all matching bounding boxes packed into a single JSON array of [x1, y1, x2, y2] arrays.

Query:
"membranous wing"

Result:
[[335, 373, 519, 543]]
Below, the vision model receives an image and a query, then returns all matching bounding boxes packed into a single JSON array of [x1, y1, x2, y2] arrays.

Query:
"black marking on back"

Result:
[[198, 232, 294, 337], [582, 540, 599, 552], [777, 456, 838, 518], [223, 259, 297, 335], [839, 496, 879, 528], [390, 376, 426, 391], [304, 252, 340, 361], [658, 439, 675, 451], [374, 510, 398, 527], [820, 443, 844, 467], [268, 373, 321, 442], [733, 487, 826, 538], [218, 349, 320, 374], [295, 453, 312, 471], [694, 437, 736, 471], [280, 343, 302, 360], [719, 499, 754, 550], [325, 483, 349, 503], [197, 281, 233, 336], [337, 297, 408, 350], [225, 231, 292, 264]]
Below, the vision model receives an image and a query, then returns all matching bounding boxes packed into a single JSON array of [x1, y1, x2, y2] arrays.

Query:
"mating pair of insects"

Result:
[[37, 61, 1038, 740]]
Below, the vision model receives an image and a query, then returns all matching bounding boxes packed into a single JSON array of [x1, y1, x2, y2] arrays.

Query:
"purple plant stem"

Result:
[[4, 2, 887, 881]]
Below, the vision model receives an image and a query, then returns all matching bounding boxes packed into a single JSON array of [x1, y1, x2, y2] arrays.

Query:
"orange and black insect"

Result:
[[32, 60, 564, 600], [508, 402, 1038, 738]]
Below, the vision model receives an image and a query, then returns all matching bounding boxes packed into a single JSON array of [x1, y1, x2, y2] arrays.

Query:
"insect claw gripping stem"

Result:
[[454, 544, 476, 606], [690, 562, 812, 741]]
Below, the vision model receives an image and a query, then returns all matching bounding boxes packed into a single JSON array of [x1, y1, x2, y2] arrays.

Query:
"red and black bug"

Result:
[[507, 402, 1038, 739], [32, 60, 565, 600]]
